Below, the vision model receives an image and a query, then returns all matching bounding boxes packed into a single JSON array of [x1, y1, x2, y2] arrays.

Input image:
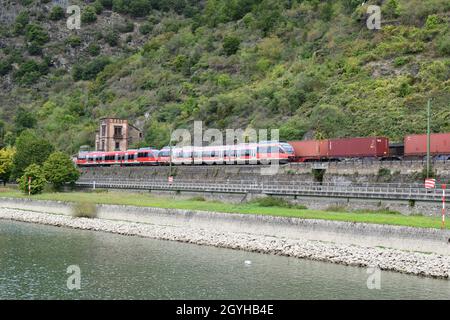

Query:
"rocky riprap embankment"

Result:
[[1, 208, 449, 279]]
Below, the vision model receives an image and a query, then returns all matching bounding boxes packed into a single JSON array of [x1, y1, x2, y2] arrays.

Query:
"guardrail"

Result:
[[75, 179, 445, 202]]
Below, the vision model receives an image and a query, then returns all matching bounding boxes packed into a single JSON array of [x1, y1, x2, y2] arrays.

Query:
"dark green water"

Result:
[[1, 220, 450, 300]]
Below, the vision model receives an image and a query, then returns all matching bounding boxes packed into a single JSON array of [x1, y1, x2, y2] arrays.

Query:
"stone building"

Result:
[[95, 118, 143, 152]]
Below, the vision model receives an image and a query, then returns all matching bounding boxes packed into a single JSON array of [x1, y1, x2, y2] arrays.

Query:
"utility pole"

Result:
[[427, 99, 431, 178], [169, 128, 173, 181]]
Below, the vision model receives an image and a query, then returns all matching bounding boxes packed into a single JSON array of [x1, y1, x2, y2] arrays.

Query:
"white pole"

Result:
[[93, 180, 96, 190], [442, 185, 446, 229]]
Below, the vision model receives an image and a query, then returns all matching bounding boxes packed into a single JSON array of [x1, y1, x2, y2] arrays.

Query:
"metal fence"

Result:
[[76, 179, 445, 202]]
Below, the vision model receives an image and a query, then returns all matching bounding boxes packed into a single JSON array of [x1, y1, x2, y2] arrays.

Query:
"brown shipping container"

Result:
[[288, 140, 329, 159], [327, 137, 389, 158], [404, 133, 450, 156]]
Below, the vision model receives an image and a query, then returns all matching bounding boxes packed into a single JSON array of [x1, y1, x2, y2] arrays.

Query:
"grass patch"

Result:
[[0, 190, 447, 230]]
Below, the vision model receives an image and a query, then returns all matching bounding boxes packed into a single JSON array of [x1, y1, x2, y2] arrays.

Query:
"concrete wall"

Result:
[[79, 161, 450, 185]]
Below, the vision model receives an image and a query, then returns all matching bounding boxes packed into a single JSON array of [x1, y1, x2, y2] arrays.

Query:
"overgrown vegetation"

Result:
[[0, 0, 449, 153], [71, 202, 98, 218]]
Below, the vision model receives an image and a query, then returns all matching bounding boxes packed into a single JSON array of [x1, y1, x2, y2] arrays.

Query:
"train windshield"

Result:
[[281, 143, 294, 154]]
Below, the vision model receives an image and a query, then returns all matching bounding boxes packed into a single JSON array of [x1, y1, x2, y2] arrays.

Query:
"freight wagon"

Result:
[[327, 137, 389, 159], [289, 137, 390, 161], [404, 133, 450, 158], [288, 140, 329, 162]]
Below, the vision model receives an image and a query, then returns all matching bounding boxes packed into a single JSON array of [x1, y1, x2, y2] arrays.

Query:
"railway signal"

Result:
[[425, 178, 436, 189]]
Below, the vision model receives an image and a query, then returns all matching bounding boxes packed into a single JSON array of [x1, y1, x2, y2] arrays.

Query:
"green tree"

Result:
[[14, 107, 37, 135], [18, 164, 47, 195], [0, 147, 15, 185], [12, 130, 54, 179], [43, 151, 80, 190]]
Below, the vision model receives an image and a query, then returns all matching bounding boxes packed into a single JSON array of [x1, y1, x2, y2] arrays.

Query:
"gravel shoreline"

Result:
[[1, 208, 449, 279]]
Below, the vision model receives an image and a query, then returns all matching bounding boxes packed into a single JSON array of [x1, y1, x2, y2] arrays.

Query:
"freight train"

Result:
[[75, 133, 450, 167], [288, 133, 450, 162]]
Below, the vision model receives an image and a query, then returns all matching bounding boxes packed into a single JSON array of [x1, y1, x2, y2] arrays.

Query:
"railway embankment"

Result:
[[79, 160, 450, 185], [1, 197, 450, 279]]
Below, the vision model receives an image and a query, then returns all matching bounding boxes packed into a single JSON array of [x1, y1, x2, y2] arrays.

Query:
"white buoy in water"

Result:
[[244, 260, 252, 265]]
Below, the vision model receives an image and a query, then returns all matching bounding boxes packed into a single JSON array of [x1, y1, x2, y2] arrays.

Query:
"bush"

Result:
[[252, 196, 307, 209], [65, 35, 82, 47], [72, 202, 97, 218], [27, 41, 43, 55], [87, 43, 101, 56], [93, 0, 104, 14], [139, 23, 153, 35], [116, 20, 134, 33], [81, 6, 97, 24], [222, 35, 240, 56], [25, 23, 49, 45], [13, 60, 49, 85], [73, 56, 111, 81], [49, 5, 64, 21], [105, 31, 119, 46], [0, 60, 13, 76], [43, 151, 80, 190], [18, 164, 47, 195], [437, 34, 450, 55]]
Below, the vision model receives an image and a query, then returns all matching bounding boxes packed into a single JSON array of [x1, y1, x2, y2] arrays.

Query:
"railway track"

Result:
[[76, 179, 446, 202]]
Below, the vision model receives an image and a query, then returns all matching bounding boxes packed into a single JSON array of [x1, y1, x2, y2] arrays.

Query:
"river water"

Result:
[[0, 220, 449, 300]]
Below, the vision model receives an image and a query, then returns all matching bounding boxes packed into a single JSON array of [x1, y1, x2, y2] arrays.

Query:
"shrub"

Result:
[[81, 6, 97, 23], [25, 23, 49, 45], [27, 41, 43, 55], [93, 0, 104, 14], [43, 151, 80, 190], [49, 5, 64, 21], [18, 164, 47, 195], [72, 202, 97, 218], [65, 35, 82, 47], [0, 60, 13, 76], [116, 20, 134, 33], [252, 196, 307, 209], [139, 23, 153, 35], [437, 34, 450, 55], [105, 31, 119, 46], [13, 60, 49, 85], [87, 43, 101, 56], [222, 35, 240, 56], [73, 56, 111, 81]]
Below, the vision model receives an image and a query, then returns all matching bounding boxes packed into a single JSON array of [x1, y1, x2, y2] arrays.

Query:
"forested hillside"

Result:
[[0, 0, 449, 153]]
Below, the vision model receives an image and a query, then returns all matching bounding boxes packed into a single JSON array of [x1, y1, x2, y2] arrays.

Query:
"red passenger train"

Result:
[[76, 133, 450, 167], [76, 142, 295, 167]]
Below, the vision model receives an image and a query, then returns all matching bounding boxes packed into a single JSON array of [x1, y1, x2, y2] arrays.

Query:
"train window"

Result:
[[270, 146, 280, 153], [202, 151, 210, 157], [194, 151, 202, 158], [257, 147, 267, 154], [243, 149, 251, 156], [183, 152, 192, 158]]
